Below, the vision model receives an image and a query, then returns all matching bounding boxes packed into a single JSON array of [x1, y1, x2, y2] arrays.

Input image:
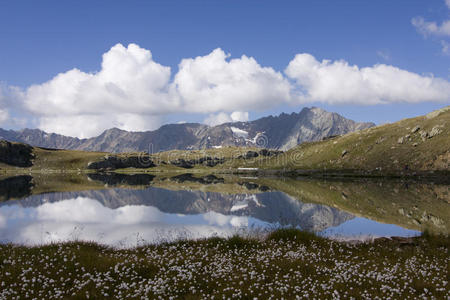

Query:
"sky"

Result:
[[0, 0, 449, 138]]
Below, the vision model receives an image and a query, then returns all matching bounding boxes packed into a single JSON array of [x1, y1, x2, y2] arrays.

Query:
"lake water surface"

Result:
[[0, 173, 448, 247]]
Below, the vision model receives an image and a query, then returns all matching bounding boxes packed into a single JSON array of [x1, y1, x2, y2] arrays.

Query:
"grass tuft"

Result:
[[267, 227, 320, 243]]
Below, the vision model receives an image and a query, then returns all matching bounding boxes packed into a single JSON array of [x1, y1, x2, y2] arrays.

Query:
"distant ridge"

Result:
[[0, 107, 374, 153]]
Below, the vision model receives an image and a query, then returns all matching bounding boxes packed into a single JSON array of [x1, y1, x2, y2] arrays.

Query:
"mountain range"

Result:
[[0, 107, 374, 153]]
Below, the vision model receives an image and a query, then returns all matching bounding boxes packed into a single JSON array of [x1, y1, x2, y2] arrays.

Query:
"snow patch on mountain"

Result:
[[230, 127, 249, 138]]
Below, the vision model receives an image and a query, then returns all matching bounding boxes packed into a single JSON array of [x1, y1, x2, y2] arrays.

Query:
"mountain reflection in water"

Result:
[[0, 179, 422, 247]]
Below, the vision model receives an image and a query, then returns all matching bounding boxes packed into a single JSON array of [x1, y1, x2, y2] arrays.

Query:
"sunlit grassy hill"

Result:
[[253, 106, 449, 174], [0, 143, 107, 172]]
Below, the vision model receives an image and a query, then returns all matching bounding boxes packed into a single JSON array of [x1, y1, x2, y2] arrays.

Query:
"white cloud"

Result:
[[22, 45, 288, 137], [230, 111, 249, 122], [173, 48, 292, 113], [412, 17, 450, 37], [203, 112, 231, 126], [285, 53, 450, 104], [24, 44, 175, 137], [411, 1, 450, 54], [0, 43, 448, 138], [203, 111, 249, 126], [26, 44, 174, 115]]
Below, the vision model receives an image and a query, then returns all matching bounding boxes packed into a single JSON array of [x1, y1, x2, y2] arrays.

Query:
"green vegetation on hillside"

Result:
[[0, 147, 107, 173], [254, 106, 449, 174]]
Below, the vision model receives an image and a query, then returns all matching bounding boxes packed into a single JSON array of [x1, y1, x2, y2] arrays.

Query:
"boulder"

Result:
[[322, 135, 340, 141], [204, 158, 225, 167], [259, 149, 270, 156], [88, 155, 155, 170], [170, 159, 193, 169], [241, 182, 259, 190], [419, 130, 428, 141], [0, 140, 34, 167], [244, 151, 259, 159], [428, 126, 443, 138], [259, 149, 283, 157], [258, 185, 270, 192]]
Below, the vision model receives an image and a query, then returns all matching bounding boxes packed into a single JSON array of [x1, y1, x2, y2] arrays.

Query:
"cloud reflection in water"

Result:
[[0, 197, 267, 247]]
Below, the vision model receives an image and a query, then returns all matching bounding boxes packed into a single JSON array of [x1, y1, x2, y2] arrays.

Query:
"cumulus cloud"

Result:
[[230, 111, 249, 122], [24, 44, 175, 137], [0, 43, 448, 138], [285, 53, 450, 104], [173, 48, 291, 113], [204, 111, 249, 126], [22, 45, 288, 137], [26, 44, 174, 115]]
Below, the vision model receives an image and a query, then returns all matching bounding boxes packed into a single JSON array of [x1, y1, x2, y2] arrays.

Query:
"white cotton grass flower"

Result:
[[0, 230, 448, 298]]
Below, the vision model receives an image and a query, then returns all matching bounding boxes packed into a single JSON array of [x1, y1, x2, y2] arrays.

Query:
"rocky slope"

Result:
[[0, 107, 373, 153], [258, 106, 450, 174]]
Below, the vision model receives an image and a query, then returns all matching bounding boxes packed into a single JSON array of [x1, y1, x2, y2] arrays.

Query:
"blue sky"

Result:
[[0, 0, 449, 137]]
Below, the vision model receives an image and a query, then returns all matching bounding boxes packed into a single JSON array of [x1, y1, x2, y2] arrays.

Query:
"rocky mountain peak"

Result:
[[0, 107, 374, 153]]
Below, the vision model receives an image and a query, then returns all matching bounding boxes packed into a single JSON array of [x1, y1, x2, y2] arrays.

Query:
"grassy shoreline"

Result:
[[1, 229, 448, 299], [2, 164, 449, 182]]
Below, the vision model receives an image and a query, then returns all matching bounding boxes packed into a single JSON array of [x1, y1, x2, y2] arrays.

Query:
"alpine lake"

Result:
[[1, 172, 448, 247]]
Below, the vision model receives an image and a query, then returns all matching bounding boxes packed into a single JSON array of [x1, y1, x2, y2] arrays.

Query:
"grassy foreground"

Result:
[[0, 229, 448, 299]]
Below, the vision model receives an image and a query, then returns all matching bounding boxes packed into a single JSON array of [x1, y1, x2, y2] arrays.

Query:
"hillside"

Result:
[[251, 106, 450, 175], [0, 107, 373, 153], [0, 144, 107, 172]]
